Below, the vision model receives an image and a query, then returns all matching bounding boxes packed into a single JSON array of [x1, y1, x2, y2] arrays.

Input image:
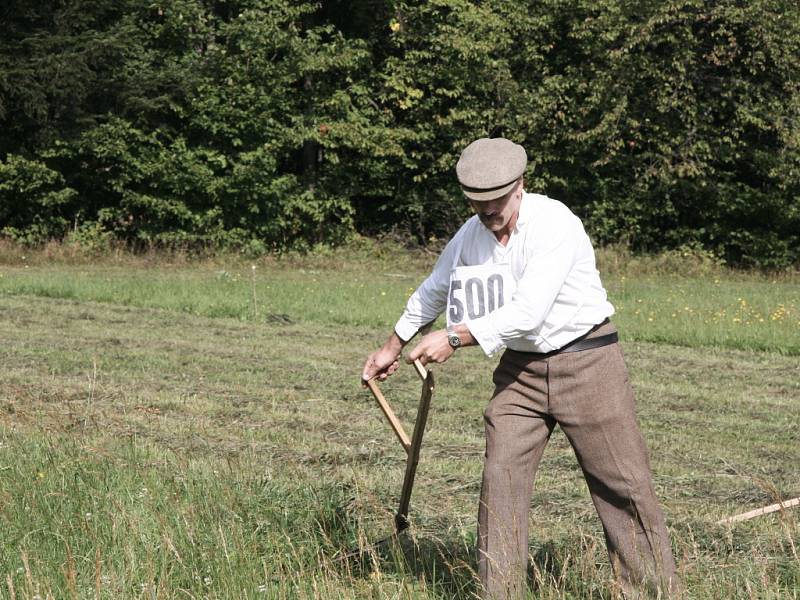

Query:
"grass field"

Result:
[[0, 244, 798, 599]]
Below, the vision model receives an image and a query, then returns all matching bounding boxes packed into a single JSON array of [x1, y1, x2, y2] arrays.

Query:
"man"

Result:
[[361, 137, 679, 598]]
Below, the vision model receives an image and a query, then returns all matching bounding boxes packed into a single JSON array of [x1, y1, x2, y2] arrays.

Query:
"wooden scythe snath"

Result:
[[716, 496, 800, 525], [366, 358, 434, 532]]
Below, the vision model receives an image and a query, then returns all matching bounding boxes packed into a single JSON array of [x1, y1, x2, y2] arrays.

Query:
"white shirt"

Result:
[[394, 192, 615, 356]]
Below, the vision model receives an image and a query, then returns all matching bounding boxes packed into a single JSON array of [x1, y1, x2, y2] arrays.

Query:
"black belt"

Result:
[[511, 319, 617, 357], [559, 331, 618, 353]]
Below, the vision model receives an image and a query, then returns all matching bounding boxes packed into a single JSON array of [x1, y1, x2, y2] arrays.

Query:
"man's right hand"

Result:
[[361, 332, 406, 385]]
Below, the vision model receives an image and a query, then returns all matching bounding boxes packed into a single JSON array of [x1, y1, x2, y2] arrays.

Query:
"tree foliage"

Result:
[[1, 0, 798, 266]]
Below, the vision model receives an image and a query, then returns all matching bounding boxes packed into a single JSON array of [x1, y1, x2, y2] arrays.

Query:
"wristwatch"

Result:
[[447, 330, 462, 349]]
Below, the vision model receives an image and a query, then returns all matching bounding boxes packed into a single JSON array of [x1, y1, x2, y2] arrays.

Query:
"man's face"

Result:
[[469, 180, 523, 232]]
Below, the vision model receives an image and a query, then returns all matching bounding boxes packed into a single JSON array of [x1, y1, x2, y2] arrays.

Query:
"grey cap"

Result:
[[456, 137, 527, 201]]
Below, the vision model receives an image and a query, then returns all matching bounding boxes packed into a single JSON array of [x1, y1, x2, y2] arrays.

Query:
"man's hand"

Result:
[[362, 347, 400, 383], [407, 325, 476, 367], [406, 329, 455, 366], [362, 332, 406, 384]]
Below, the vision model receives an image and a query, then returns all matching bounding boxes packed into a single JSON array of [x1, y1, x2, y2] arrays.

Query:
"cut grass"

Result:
[[0, 249, 798, 598]]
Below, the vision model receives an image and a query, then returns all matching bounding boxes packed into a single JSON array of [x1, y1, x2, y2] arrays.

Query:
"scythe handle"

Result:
[[366, 378, 411, 452], [396, 365, 434, 528], [412, 358, 428, 380]]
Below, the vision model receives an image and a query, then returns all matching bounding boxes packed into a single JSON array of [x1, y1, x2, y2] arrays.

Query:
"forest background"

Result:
[[1, 0, 799, 269]]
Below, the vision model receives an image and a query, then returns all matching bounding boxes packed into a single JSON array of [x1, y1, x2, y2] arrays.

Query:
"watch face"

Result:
[[448, 333, 461, 348]]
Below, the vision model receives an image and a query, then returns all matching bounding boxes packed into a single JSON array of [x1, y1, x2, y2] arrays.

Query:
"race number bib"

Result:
[[446, 263, 516, 328]]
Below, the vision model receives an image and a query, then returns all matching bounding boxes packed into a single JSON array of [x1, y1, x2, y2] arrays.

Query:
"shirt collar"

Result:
[[514, 191, 532, 230]]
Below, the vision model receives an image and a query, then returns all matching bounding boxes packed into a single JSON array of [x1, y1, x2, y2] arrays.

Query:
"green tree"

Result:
[[0, 0, 798, 265], [186, 0, 398, 249], [521, 0, 800, 267], [0, 154, 76, 242]]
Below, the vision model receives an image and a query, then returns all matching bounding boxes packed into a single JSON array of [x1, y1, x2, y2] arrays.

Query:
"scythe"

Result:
[[365, 358, 434, 533], [335, 358, 434, 562]]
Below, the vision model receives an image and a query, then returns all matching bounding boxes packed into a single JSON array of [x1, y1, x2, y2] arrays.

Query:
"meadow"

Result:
[[0, 242, 798, 599]]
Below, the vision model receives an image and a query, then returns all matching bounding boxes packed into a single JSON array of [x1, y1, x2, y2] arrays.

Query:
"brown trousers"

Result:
[[477, 322, 679, 598]]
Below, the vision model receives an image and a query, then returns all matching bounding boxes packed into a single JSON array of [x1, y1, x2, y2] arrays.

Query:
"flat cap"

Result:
[[456, 138, 527, 201]]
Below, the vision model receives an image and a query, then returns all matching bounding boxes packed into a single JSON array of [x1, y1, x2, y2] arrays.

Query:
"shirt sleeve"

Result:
[[467, 210, 583, 356], [393, 230, 463, 342]]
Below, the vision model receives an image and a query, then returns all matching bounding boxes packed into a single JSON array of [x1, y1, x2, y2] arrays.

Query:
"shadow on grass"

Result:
[[313, 488, 613, 598], [315, 498, 479, 598], [390, 531, 480, 598], [381, 530, 611, 598]]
